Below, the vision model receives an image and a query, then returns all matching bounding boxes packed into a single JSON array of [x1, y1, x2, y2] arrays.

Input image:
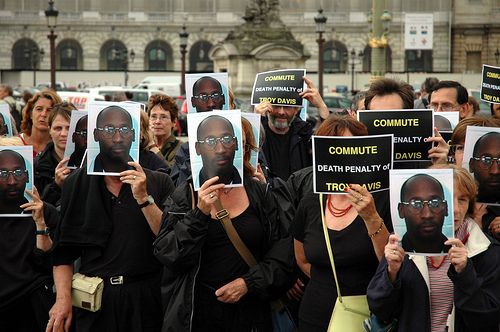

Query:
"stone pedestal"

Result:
[[210, 0, 310, 98]]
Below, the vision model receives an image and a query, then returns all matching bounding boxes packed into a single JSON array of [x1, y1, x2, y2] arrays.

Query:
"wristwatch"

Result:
[[36, 227, 50, 236], [138, 195, 155, 209]]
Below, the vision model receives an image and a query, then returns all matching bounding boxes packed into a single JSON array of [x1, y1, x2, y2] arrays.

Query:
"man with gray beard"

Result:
[[256, 102, 313, 180]]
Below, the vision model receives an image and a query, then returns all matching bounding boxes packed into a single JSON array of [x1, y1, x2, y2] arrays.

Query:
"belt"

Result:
[[102, 272, 158, 286]]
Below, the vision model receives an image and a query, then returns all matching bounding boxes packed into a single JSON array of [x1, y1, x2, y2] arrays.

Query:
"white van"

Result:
[[57, 91, 105, 110], [134, 76, 181, 97], [86, 87, 167, 104]]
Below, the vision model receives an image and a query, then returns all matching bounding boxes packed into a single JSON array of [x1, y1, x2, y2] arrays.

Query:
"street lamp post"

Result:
[[314, 9, 327, 98], [349, 49, 364, 95], [45, 0, 58, 90], [179, 25, 189, 97], [124, 49, 135, 87], [495, 48, 500, 65], [24, 47, 45, 87]]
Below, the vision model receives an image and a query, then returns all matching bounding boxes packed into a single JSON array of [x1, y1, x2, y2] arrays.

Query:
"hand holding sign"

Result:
[[426, 128, 449, 165], [445, 238, 468, 273], [300, 76, 329, 120], [385, 234, 405, 283]]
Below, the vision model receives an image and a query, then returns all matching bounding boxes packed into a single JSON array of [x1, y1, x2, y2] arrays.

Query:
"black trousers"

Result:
[[74, 276, 162, 332], [0, 280, 55, 332], [192, 283, 272, 332]]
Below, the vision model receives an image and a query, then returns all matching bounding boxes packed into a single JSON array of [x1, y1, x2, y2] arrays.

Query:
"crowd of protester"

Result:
[[0, 74, 499, 332]]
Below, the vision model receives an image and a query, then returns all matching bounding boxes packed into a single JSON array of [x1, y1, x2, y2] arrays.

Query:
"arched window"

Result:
[[12, 39, 41, 70], [405, 50, 432, 72], [145, 40, 173, 71], [324, 41, 348, 73], [189, 40, 213, 72], [100, 40, 127, 71], [362, 45, 393, 72], [56, 39, 83, 70]]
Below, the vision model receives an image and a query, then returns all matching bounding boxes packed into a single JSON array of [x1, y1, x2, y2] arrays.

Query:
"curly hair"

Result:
[[242, 117, 258, 176], [21, 90, 62, 136], [147, 94, 179, 121]]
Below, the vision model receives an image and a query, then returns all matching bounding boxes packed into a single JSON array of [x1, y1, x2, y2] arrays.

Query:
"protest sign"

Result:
[[186, 73, 229, 113], [435, 111, 459, 144], [0, 146, 34, 217], [64, 110, 88, 169], [251, 69, 306, 107], [358, 109, 433, 162], [390, 169, 454, 256], [480, 64, 500, 104], [462, 125, 500, 205], [312, 134, 393, 194], [187, 110, 244, 191]]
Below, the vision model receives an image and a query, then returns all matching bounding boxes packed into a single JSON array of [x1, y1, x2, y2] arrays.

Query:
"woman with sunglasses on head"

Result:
[[367, 165, 500, 332], [34, 102, 76, 206], [153, 117, 293, 332]]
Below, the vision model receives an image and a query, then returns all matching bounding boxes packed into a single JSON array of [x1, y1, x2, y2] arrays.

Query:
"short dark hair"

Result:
[[192, 76, 223, 96], [364, 78, 415, 110], [96, 106, 132, 127], [472, 132, 500, 157], [196, 115, 234, 140], [429, 80, 468, 105], [400, 173, 444, 202], [421, 77, 439, 94]]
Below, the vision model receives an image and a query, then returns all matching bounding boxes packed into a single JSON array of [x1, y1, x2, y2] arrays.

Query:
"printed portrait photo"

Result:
[[390, 169, 454, 256], [185, 73, 230, 113], [0, 146, 34, 217], [63, 110, 88, 169], [86, 102, 141, 176], [187, 110, 244, 191], [462, 126, 500, 205], [241, 112, 261, 171], [434, 111, 459, 133], [0, 104, 14, 137]]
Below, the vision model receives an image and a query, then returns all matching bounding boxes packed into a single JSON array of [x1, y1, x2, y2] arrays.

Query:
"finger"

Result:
[[127, 161, 143, 172], [445, 238, 465, 247], [200, 176, 220, 191], [433, 127, 442, 138], [388, 234, 400, 244], [303, 76, 315, 88]]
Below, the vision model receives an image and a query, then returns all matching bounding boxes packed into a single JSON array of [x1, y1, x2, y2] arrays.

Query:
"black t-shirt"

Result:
[[197, 205, 264, 290], [263, 128, 291, 180], [0, 205, 58, 310], [291, 191, 391, 329], [53, 170, 173, 278]]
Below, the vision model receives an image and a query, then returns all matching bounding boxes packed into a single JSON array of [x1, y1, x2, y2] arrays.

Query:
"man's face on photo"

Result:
[[94, 107, 135, 162], [191, 78, 225, 112], [0, 151, 28, 204], [72, 115, 88, 152], [398, 175, 448, 241], [0, 114, 7, 136], [469, 133, 500, 198], [195, 117, 237, 179]]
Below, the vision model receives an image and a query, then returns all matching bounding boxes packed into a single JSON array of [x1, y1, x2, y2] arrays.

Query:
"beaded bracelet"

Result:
[[369, 220, 385, 238]]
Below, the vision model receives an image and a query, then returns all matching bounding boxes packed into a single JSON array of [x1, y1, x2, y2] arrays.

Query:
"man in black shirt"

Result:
[[47, 161, 174, 332]]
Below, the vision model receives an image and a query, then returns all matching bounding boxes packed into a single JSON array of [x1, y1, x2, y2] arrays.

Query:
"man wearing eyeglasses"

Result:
[[191, 76, 226, 112], [398, 174, 450, 254], [91, 106, 135, 173], [427, 81, 468, 114], [195, 115, 241, 187], [469, 132, 500, 204], [0, 149, 29, 214], [68, 115, 88, 168]]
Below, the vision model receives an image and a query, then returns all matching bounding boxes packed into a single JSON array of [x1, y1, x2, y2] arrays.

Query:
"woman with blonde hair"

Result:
[[20, 90, 62, 156]]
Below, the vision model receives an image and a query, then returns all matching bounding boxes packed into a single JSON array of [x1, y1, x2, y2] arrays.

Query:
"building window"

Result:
[[57, 39, 82, 70], [12, 38, 40, 70], [145, 40, 173, 71], [466, 51, 481, 73], [189, 40, 213, 72], [100, 40, 127, 71], [324, 41, 348, 73], [405, 50, 432, 72]]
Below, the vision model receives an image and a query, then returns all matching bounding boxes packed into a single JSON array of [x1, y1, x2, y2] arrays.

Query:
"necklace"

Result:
[[428, 256, 446, 269], [327, 195, 352, 217]]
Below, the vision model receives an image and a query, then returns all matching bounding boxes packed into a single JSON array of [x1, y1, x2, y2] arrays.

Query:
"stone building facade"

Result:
[[0, 0, 498, 86]]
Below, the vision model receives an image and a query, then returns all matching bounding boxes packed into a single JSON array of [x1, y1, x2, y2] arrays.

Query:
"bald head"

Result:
[[197, 115, 235, 140], [400, 174, 444, 202]]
